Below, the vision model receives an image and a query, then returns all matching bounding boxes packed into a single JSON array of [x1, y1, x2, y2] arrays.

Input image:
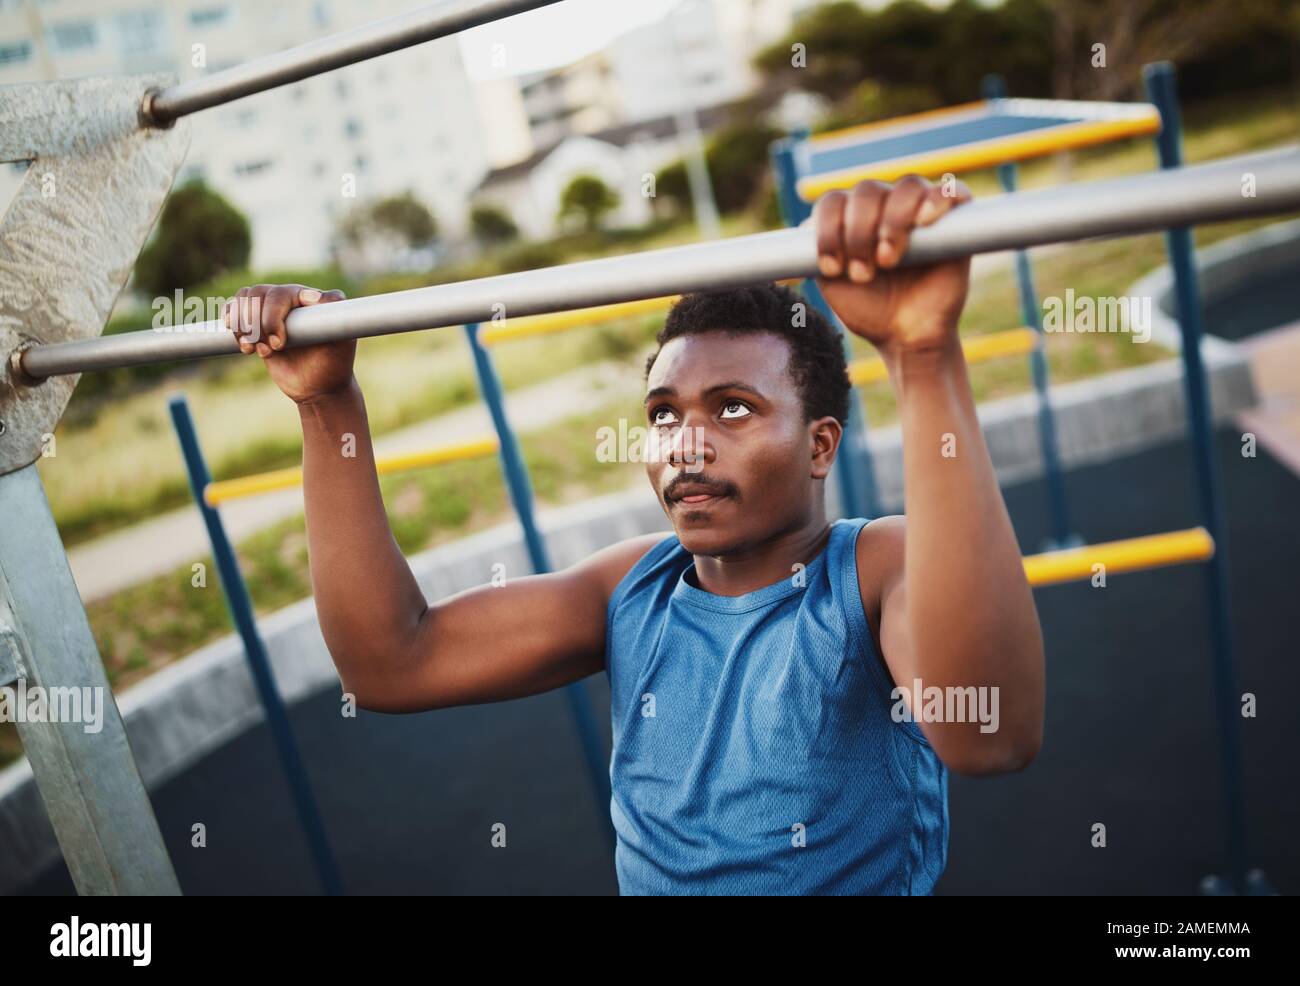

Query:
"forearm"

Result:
[[886, 340, 1044, 764], [296, 377, 429, 690]]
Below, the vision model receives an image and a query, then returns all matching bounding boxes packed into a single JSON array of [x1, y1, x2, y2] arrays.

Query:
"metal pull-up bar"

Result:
[[12, 145, 1299, 382], [141, 0, 562, 125]]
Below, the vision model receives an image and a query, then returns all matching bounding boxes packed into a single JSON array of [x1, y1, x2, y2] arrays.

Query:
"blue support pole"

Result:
[[168, 394, 344, 896], [981, 74, 1078, 549], [462, 323, 616, 850], [770, 135, 882, 520], [1143, 62, 1256, 896]]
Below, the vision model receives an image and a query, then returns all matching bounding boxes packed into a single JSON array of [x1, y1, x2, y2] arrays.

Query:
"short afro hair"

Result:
[[643, 283, 850, 426]]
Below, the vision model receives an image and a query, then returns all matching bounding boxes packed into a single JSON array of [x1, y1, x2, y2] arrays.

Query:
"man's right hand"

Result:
[[225, 283, 356, 404]]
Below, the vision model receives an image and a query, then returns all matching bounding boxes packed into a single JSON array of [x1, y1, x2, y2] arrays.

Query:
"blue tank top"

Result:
[[604, 516, 948, 895]]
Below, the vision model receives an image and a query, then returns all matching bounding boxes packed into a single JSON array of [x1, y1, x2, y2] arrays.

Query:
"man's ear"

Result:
[[809, 416, 842, 479]]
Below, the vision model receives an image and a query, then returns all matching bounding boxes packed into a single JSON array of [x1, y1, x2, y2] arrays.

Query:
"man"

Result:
[[226, 175, 1045, 895]]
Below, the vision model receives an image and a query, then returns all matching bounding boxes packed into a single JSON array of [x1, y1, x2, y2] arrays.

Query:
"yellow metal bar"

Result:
[[848, 327, 1039, 386], [798, 114, 1162, 199], [1024, 527, 1214, 588], [203, 435, 499, 505], [479, 295, 678, 346]]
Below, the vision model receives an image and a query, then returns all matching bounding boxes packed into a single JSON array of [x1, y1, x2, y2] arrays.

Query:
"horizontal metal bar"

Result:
[[14, 146, 1300, 381], [143, 0, 561, 124], [480, 295, 679, 345], [1023, 526, 1214, 587], [203, 435, 498, 505], [849, 326, 1038, 385]]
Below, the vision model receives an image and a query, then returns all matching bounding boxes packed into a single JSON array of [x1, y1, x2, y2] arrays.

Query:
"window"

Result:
[[48, 21, 97, 53], [0, 41, 31, 66], [188, 6, 230, 29], [344, 118, 362, 139], [114, 10, 165, 55], [234, 159, 273, 177]]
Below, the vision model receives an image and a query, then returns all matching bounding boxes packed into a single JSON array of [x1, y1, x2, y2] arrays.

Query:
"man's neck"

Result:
[[691, 514, 832, 597]]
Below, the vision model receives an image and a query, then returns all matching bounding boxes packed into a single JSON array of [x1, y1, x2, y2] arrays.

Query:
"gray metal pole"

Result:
[[0, 464, 181, 894], [142, 0, 562, 125], [13, 146, 1300, 380]]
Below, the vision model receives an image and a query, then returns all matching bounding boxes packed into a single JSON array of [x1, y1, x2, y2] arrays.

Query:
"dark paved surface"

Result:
[[19, 427, 1299, 895]]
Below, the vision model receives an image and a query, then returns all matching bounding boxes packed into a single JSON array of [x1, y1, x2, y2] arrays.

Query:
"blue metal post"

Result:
[[462, 323, 615, 850], [770, 135, 881, 519], [981, 74, 1078, 549], [168, 394, 344, 896], [1143, 62, 1254, 895]]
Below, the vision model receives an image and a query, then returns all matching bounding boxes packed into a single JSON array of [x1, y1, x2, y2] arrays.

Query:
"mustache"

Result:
[[663, 475, 736, 500]]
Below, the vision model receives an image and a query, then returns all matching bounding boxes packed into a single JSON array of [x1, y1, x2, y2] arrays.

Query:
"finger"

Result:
[[917, 176, 972, 226], [876, 175, 930, 269], [843, 180, 889, 283], [230, 287, 256, 354], [261, 284, 304, 352], [812, 191, 848, 278], [238, 286, 265, 346]]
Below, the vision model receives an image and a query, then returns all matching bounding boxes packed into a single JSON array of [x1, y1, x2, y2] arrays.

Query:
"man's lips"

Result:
[[668, 487, 732, 506], [665, 478, 733, 506]]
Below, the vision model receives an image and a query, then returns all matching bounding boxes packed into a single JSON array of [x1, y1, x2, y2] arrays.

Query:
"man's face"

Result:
[[643, 330, 836, 555]]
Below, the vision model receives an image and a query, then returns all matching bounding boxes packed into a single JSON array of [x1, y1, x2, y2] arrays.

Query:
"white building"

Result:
[[0, 0, 498, 271], [519, 0, 789, 149], [475, 104, 734, 240]]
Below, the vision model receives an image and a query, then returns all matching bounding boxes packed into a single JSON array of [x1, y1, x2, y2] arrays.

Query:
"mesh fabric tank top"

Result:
[[604, 516, 948, 894]]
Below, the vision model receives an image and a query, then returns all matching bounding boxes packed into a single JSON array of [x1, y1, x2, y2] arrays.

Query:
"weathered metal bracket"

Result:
[[0, 74, 190, 475], [0, 75, 187, 894]]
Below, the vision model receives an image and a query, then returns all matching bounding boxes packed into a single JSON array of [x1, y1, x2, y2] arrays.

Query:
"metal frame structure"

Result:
[[1, 0, 1294, 893], [775, 88, 1166, 543], [12, 147, 1298, 382], [167, 401, 501, 896]]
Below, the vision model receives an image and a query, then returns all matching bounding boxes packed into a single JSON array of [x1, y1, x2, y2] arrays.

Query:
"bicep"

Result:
[[857, 515, 918, 691]]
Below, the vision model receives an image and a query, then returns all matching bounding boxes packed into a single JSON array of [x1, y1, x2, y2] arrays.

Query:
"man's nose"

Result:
[[665, 417, 713, 472]]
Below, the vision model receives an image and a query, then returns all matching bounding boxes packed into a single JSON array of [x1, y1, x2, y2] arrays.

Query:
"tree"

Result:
[[557, 174, 620, 232], [339, 190, 437, 248], [133, 180, 251, 297], [1046, 0, 1261, 101], [656, 121, 783, 218], [470, 203, 519, 246]]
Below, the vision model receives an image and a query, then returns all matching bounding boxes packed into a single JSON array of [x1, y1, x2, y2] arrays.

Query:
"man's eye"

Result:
[[720, 400, 751, 419], [651, 407, 678, 426]]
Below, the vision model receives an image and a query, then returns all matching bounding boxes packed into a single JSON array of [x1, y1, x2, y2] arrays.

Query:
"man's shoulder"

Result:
[[852, 514, 906, 611], [575, 530, 678, 603]]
